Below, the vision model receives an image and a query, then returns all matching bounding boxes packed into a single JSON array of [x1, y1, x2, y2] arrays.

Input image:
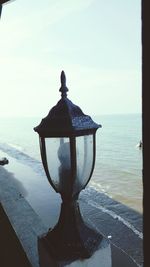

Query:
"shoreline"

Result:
[[0, 144, 143, 214], [0, 150, 143, 266], [0, 113, 142, 215], [0, 149, 143, 230], [0, 149, 143, 225]]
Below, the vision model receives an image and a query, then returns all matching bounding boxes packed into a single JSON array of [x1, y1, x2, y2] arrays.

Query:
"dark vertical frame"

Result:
[[142, 0, 149, 264], [0, 4, 2, 17]]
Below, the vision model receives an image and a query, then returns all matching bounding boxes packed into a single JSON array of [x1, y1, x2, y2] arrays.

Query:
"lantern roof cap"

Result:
[[34, 71, 101, 137], [59, 70, 68, 98]]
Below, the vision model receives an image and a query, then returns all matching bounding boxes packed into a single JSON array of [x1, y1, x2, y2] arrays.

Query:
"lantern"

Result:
[[34, 71, 102, 260]]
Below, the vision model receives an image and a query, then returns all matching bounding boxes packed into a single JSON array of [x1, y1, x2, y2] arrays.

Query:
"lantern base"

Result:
[[39, 200, 103, 261]]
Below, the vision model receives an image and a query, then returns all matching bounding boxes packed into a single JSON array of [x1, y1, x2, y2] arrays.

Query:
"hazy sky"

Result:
[[0, 0, 141, 117]]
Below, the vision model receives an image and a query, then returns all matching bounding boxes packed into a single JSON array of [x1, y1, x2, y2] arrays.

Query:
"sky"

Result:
[[0, 0, 141, 117]]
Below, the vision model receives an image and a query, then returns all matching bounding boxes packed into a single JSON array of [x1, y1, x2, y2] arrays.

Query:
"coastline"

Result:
[[0, 150, 143, 266], [0, 114, 142, 215]]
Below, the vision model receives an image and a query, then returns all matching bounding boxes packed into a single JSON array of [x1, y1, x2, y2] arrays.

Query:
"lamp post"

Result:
[[34, 71, 102, 261]]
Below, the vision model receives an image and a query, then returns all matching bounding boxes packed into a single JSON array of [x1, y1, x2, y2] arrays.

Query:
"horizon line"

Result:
[[0, 112, 142, 119]]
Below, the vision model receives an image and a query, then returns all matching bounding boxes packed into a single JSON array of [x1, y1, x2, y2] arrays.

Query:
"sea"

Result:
[[0, 113, 142, 215], [0, 113, 143, 266]]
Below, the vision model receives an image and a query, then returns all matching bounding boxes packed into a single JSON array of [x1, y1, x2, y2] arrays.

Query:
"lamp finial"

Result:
[[59, 70, 68, 98]]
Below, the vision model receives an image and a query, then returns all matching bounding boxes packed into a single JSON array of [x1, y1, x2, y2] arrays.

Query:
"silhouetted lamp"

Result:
[[34, 71, 102, 261]]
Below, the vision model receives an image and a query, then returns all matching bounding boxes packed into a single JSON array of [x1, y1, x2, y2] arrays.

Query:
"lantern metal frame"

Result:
[[39, 134, 97, 200], [34, 71, 102, 260]]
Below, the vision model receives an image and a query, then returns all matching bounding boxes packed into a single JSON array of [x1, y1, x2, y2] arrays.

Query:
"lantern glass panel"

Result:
[[45, 137, 72, 193], [74, 134, 94, 193]]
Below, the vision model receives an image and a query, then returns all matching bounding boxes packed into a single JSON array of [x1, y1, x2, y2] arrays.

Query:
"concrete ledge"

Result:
[[0, 166, 48, 267], [0, 203, 32, 267], [0, 166, 143, 267], [1, 197, 48, 267], [38, 236, 112, 267]]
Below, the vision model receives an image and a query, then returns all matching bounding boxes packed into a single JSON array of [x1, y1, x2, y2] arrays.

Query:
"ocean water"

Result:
[[0, 114, 142, 213]]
